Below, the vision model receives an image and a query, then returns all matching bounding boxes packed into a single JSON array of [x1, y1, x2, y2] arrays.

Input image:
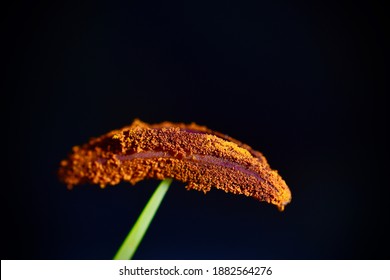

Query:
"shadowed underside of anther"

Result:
[[58, 119, 291, 211]]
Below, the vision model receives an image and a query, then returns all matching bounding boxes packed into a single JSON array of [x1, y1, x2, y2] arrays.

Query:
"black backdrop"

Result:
[[3, 1, 388, 259]]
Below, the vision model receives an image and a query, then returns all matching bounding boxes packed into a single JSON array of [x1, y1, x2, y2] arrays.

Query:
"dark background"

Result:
[[3, 1, 388, 259]]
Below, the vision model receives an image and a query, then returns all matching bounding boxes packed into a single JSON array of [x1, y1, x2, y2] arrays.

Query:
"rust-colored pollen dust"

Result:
[[58, 119, 291, 210]]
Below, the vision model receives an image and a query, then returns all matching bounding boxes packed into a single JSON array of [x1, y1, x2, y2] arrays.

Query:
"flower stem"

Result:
[[113, 179, 172, 260]]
